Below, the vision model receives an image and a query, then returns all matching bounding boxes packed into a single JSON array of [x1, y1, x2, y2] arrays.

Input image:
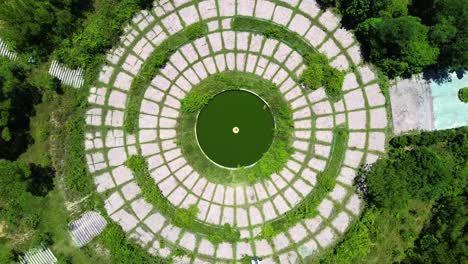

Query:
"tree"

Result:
[[0, 160, 44, 233], [0, 59, 40, 160], [0, 0, 91, 57], [356, 16, 439, 77]]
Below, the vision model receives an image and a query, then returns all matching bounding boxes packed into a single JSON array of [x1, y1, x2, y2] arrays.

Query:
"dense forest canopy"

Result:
[[319, 0, 467, 78]]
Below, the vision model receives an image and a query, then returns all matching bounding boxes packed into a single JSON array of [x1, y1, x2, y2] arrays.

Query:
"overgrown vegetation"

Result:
[[124, 22, 207, 133], [318, 0, 467, 78], [179, 72, 294, 184], [125, 155, 240, 244], [313, 128, 467, 263], [301, 53, 345, 100], [232, 17, 313, 55]]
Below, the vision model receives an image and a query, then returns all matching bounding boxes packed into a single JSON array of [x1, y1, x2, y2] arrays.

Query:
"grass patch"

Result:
[[178, 71, 294, 184], [125, 155, 240, 244], [124, 22, 207, 133], [262, 126, 349, 236]]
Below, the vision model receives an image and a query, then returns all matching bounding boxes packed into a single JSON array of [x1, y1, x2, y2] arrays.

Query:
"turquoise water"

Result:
[[431, 73, 468, 130]]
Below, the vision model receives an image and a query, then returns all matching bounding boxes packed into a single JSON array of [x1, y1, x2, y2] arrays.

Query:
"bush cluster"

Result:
[[301, 53, 345, 100]]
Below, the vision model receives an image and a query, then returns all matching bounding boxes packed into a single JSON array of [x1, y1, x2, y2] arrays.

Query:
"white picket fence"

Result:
[[69, 211, 107, 247], [49, 60, 85, 89], [0, 39, 17, 60], [20, 246, 57, 264]]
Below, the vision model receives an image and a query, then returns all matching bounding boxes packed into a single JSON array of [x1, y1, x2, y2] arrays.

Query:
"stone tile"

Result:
[[365, 84, 385, 107], [348, 110, 367, 130], [238, 0, 255, 16], [299, 0, 320, 18], [236, 242, 253, 259], [273, 5, 292, 26], [221, 206, 234, 225], [289, 14, 311, 36], [111, 208, 138, 232], [318, 199, 334, 218], [179, 5, 200, 25], [304, 217, 323, 233], [368, 132, 386, 152], [370, 108, 387, 129], [346, 194, 362, 215], [273, 195, 290, 214], [315, 130, 333, 143], [121, 181, 141, 201], [198, 0, 217, 20], [216, 242, 233, 259], [309, 158, 327, 172], [319, 39, 340, 59], [249, 206, 263, 225], [255, 239, 273, 257], [179, 232, 196, 251], [218, 0, 235, 17], [236, 207, 249, 227], [105, 192, 124, 214], [348, 132, 366, 149], [160, 224, 181, 243], [305, 26, 326, 47], [262, 200, 277, 221], [273, 233, 290, 251], [334, 28, 355, 48], [298, 239, 318, 258], [198, 238, 215, 256], [344, 150, 364, 168], [319, 10, 340, 30], [316, 227, 335, 247], [316, 115, 334, 129], [332, 212, 351, 233], [255, 0, 275, 20], [94, 173, 115, 193], [289, 223, 308, 243], [206, 204, 221, 225], [114, 72, 132, 90]]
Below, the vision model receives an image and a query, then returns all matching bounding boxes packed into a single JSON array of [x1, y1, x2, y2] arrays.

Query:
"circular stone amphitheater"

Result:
[[84, 0, 389, 263]]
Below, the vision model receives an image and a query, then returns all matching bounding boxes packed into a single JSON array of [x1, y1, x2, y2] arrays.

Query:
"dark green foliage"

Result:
[[403, 192, 467, 263], [315, 128, 467, 263], [124, 22, 207, 133], [0, 59, 41, 160], [0, 0, 92, 57], [412, 0, 468, 72], [356, 16, 439, 77], [366, 129, 467, 209], [56, 0, 151, 68], [459, 87, 468, 103], [0, 160, 43, 232], [126, 155, 240, 244]]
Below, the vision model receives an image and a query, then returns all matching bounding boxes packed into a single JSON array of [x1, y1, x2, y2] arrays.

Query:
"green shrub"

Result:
[[323, 67, 345, 99], [301, 53, 345, 99], [458, 87, 468, 103], [181, 89, 216, 113], [300, 63, 323, 89], [261, 224, 275, 239]]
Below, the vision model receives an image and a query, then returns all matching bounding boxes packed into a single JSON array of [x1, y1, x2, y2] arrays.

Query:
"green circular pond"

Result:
[[196, 90, 275, 168]]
